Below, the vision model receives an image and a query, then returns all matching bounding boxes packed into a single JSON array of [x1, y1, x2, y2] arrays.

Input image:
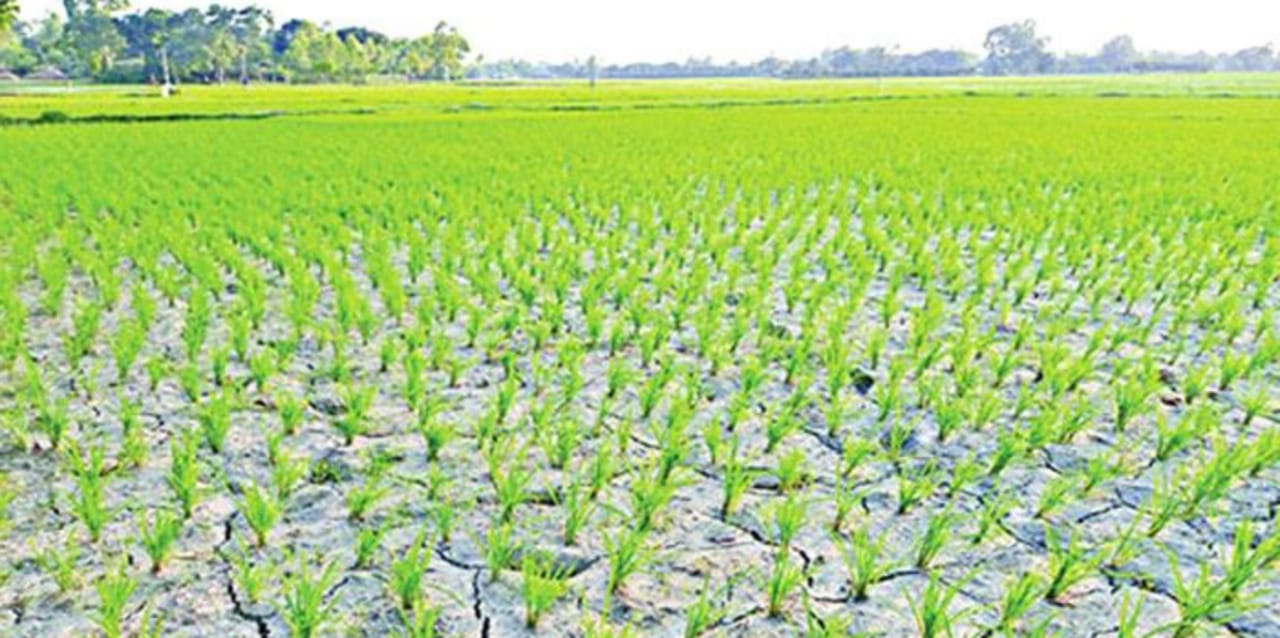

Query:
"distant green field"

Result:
[[2, 73, 1280, 119], [0, 77, 1277, 636]]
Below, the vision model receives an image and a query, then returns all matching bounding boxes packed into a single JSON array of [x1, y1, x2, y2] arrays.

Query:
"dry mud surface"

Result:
[[1, 230, 1278, 638]]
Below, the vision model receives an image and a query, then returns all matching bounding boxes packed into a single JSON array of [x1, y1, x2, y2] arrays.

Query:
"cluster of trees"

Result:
[[474, 21, 1279, 80], [0, 1, 470, 83], [4, 7, 1279, 82]]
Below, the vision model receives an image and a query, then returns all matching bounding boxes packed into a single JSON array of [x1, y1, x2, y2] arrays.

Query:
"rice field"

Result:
[[0, 77, 1278, 637]]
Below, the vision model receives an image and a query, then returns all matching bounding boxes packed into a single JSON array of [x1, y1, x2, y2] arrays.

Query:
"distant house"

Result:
[[26, 68, 69, 81]]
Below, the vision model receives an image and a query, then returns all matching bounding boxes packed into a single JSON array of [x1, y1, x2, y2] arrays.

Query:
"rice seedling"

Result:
[[389, 529, 433, 610], [521, 553, 572, 629], [837, 525, 894, 601], [278, 554, 341, 638], [237, 481, 281, 548], [92, 562, 137, 638], [136, 508, 183, 573]]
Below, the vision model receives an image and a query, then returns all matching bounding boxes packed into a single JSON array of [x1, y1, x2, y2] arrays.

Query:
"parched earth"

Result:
[[0, 217, 1276, 638]]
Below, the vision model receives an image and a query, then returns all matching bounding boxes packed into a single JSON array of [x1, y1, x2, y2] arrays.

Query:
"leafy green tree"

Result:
[[1099, 35, 1137, 72], [428, 21, 468, 80], [61, 0, 129, 76], [983, 19, 1053, 75], [0, 0, 18, 33]]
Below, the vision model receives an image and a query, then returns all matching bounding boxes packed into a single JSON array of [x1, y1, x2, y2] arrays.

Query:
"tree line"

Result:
[[2, 7, 1278, 82], [0, 1, 469, 83], [477, 22, 1279, 80]]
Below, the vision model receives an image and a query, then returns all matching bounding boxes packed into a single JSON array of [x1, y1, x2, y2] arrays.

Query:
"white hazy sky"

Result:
[[20, 0, 1280, 63]]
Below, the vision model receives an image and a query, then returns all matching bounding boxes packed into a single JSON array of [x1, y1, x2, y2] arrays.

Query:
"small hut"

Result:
[[26, 67, 69, 82]]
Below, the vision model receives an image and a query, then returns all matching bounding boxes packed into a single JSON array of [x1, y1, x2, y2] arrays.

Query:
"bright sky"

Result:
[[19, 0, 1280, 63]]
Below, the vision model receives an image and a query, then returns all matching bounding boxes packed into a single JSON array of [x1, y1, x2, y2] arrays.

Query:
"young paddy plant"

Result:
[[908, 571, 975, 638], [92, 562, 138, 638], [837, 524, 894, 601], [603, 526, 655, 595], [389, 529, 433, 611], [33, 533, 82, 593], [278, 554, 341, 638], [237, 481, 281, 549], [765, 552, 806, 619], [1043, 525, 1099, 603], [136, 507, 183, 573], [719, 434, 758, 518], [520, 553, 572, 629], [333, 382, 375, 446]]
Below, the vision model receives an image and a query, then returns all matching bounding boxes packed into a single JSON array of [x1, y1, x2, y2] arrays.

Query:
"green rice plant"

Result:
[[1178, 437, 1249, 520], [489, 449, 531, 524], [907, 571, 974, 638], [389, 529, 433, 610], [775, 448, 808, 493], [167, 429, 202, 519], [397, 598, 442, 638], [988, 572, 1045, 635], [92, 562, 138, 638], [354, 521, 388, 569], [1238, 383, 1272, 428], [249, 349, 278, 392], [626, 463, 681, 532], [346, 477, 390, 522], [1043, 526, 1099, 602], [278, 554, 340, 638], [897, 462, 940, 514], [333, 382, 375, 446], [764, 406, 804, 455], [881, 416, 917, 465], [719, 434, 757, 518], [945, 455, 983, 500], [831, 475, 864, 533], [1222, 520, 1280, 600], [1035, 474, 1079, 520], [33, 534, 81, 593], [988, 427, 1025, 477], [484, 520, 520, 582], [35, 396, 70, 451], [271, 448, 308, 500], [839, 436, 877, 479], [1117, 590, 1145, 638], [913, 508, 956, 571], [836, 524, 894, 601], [765, 552, 806, 618], [136, 508, 183, 573], [144, 356, 166, 392], [769, 493, 809, 552], [118, 398, 147, 469], [683, 573, 739, 638], [520, 553, 571, 629], [1161, 550, 1254, 638], [196, 391, 233, 453], [417, 417, 454, 463], [1112, 366, 1157, 432], [587, 440, 617, 499], [544, 417, 582, 470], [603, 526, 654, 595], [211, 346, 230, 388], [557, 476, 596, 546], [110, 319, 145, 383], [64, 297, 103, 371], [237, 481, 280, 548], [801, 595, 853, 638], [66, 443, 111, 543]]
